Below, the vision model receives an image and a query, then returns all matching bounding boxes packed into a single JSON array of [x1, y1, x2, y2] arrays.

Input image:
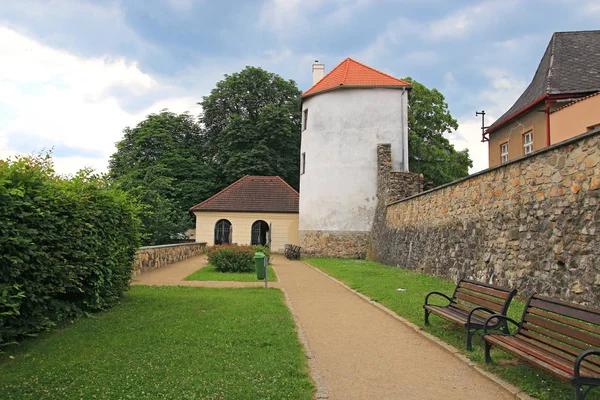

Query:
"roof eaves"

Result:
[[301, 84, 412, 101], [485, 94, 549, 135]]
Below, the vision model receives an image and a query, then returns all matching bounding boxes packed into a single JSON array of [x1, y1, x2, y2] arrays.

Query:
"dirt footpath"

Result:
[[275, 257, 515, 400], [132, 255, 272, 288]]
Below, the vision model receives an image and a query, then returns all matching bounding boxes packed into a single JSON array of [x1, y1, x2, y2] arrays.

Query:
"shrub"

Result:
[[207, 245, 254, 273], [0, 154, 142, 347], [251, 245, 270, 259]]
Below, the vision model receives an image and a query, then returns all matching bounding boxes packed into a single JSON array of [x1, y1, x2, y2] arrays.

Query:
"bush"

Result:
[[207, 245, 254, 272], [251, 245, 270, 259], [0, 155, 142, 347]]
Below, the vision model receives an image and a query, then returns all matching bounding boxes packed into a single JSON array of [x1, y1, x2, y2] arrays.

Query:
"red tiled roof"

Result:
[[189, 176, 299, 213], [302, 57, 411, 97]]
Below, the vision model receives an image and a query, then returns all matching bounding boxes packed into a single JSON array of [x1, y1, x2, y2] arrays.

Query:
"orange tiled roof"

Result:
[[302, 58, 411, 97], [189, 176, 299, 213]]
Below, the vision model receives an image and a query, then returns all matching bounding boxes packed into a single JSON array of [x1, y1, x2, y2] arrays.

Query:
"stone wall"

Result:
[[132, 242, 206, 277], [370, 130, 600, 306], [299, 230, 370, 259]]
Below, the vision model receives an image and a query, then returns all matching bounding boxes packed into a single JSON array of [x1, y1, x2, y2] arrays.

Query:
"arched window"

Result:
[[251, 220, 269, 246], [214, 219, 232, 245]]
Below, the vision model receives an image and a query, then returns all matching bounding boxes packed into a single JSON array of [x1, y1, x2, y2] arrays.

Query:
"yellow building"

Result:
[[484, 30, 600, 167], [190, 176, 300, 254]]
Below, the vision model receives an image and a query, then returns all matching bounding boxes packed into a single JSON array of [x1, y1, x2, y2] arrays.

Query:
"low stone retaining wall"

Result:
[[300, 230, 370, 259], [370, 130, 600, 306], [132, 242, 206, 277]]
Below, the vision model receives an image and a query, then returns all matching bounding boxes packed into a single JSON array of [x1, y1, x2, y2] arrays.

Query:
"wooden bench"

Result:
[[483, 294, 600, 400], [284, 244, 302, 260], [424, 279, 517, 350]]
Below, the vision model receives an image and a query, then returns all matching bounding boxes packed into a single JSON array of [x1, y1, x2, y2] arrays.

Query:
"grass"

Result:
[[305, 257, 599, 400], [184, 263, 277, 282], [0, 286, 314, 400]]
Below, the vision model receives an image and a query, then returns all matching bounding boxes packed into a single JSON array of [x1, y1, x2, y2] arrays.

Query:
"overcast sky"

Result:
[[1, 0, 598, 175]]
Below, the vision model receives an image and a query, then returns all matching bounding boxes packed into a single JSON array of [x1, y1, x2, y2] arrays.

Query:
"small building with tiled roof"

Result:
[[485, 30, 600, 167], [190, 176, 300, 252], [299, 58, 411, 257]]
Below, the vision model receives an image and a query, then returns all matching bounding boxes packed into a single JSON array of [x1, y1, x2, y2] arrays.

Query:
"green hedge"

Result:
[[207, 245, 255, 272], [0, 155, 142, 346]]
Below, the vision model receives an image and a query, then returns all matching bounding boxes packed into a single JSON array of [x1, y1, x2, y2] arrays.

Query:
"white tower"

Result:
[[299, 58, 411, 257]]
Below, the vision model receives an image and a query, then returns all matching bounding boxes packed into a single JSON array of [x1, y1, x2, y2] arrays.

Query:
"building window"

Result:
[[303, 109, 308, 131], [251, 220, 269, 246], [500, 143, 508, 163], [214, 219, 232, 245], [301, 152, 306, 175], [523, 131, 533, 155]]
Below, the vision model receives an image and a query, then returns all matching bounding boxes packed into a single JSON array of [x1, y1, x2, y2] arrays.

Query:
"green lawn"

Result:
[[184, 263, 277, 282], [305, 258, 598, 400], [0, 286, 314, 400]]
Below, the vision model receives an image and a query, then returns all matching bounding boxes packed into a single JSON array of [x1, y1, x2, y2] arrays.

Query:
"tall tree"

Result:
[[404, 77, 473, 189], [109, 111, 217, 245], [200, 66, 302, 189]]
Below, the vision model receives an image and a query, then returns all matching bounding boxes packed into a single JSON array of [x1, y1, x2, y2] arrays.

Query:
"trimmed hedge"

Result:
[[207, 245, 255, 272], [0, 155, 142, 346]]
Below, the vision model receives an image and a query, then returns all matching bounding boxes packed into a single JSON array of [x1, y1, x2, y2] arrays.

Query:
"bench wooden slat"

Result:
[[521, 322, 599, 354], [485, 334, 573, 382], [519, 328, 597, 361], [455, 291, 505, 313], [425, 305, 488, 326], [460, 281, 512, 300], [456, 287, 506, 306], [530, 297, 600, 325], [528, 307, 600, 336], [523, 314, 600, 348], [516, 333, 600, 375]]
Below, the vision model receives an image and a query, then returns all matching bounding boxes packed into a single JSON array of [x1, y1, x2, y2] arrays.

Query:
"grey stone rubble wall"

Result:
[[132, 242, 206, 277], [370, 131, 600, 306], [299, 230, 371, 259]]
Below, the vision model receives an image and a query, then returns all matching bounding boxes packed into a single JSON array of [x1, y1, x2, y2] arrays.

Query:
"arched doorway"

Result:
[[214, 219, 232, 245], [251, 220, 269, 246]]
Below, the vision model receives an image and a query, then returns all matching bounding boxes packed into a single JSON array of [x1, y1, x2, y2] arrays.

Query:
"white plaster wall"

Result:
[[299, 87, 409, 232]]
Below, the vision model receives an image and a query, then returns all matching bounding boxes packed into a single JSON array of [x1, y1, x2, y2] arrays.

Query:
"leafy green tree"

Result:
[[404, 77, 473, 189], [109, 111, 217, 245], [200, 66, 302, 189]]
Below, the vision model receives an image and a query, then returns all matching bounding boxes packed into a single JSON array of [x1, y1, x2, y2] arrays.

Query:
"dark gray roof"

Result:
[[488, 30, 600, 132]]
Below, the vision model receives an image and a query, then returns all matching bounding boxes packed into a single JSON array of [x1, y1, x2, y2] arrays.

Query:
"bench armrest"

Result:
[[466, 306, 495, 324], [424, 291, 452, 306], [574, 349, 600, 378], [482, 314, 520, 335]]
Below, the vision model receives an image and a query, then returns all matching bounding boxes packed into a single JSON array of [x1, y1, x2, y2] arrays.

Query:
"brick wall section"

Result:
[[370, 131, 600, 306], [132, 242, 206, 277]]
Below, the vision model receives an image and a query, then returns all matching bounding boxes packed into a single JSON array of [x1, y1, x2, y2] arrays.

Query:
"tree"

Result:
[[200, 66, 302, 190], [404, 77, 473, 189], [109, 111, 217, 245]]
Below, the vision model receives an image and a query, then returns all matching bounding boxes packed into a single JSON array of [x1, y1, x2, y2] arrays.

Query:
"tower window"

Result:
[[301, 152, 306, 175], [303, 109, 308, 131]]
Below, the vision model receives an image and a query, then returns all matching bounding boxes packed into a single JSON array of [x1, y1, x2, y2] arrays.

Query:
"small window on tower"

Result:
[[303, 109, 308, 131], [301, 152, 306, 175]]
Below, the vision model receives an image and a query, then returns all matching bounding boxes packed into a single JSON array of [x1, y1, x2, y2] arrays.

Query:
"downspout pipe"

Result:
[[545, 100, 551, 146]]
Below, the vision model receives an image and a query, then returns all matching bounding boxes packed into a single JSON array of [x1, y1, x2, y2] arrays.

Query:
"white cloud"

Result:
[[451, 116, 490, 174], [0, 26, 200, 175], [258, 0, 371, 36], [428, 0, 519, 40]]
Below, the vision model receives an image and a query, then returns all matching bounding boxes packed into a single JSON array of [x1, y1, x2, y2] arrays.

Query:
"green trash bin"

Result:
[[254, 252, 266, 280]]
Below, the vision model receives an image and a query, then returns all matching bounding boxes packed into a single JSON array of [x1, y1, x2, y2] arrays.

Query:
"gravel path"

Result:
[[133, 255, 516, 399]]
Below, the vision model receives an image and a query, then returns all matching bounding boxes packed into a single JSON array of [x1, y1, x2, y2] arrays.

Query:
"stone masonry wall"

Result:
[[370, 130, 600, 306], [299, 230, 371, 259], [133, 242, 206, 277]]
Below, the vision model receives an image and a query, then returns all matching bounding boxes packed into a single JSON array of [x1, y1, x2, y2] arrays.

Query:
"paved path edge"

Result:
[[302, 261, 536, 400], [280, 287, 329, 399]]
